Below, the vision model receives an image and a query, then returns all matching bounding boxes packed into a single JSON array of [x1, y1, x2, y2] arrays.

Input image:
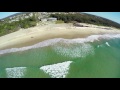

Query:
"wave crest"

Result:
[[6, 67, 26, 78], [40, 61, 72, 78], [0, 34, 120, 55], [52, 43, 94, 58]]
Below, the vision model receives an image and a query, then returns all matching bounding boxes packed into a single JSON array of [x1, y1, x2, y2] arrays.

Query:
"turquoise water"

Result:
[[0, 34, 120, 78]]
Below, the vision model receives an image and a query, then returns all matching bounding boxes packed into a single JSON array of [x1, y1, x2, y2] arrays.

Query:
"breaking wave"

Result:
[[0, 34, 120, 55], [6, 67, 26, 78], [40, 61, 72, 78], [105, 42, 110, 47], [52, 43, 94, 58]]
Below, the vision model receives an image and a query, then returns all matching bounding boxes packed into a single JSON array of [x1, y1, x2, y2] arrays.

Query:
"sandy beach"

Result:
[[0, 23, 120, 50]]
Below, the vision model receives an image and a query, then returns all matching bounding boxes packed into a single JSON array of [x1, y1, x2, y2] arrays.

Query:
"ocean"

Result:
[[0, 34, 120, 78]]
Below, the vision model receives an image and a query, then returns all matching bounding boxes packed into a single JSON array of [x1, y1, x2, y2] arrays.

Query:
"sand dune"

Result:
[[0, 23, 120, 50]]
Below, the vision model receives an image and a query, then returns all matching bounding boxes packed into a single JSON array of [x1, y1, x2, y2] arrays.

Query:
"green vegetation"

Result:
[[50, 13, 120, 29], [55, 20, 64, 24], [0, 16, 38, 36], [1, 12, 120, 37]]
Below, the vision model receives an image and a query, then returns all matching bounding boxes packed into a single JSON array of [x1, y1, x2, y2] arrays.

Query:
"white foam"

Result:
[[0, 38, 62, 55], [97, 44, 104, 48], [40, 61, 72, 78], [105, 42, 110, 47], [6, 67, 26, 78], [53, 43, 94, 58], [97, 45, 100, 48], [0, 34, 120, 55]]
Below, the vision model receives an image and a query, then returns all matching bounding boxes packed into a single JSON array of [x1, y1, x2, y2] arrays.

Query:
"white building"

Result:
[[29, 13, 33, 17], [41, 18, 47, 22], [24, 16, 29, 18], [47, 18, 57, 21]]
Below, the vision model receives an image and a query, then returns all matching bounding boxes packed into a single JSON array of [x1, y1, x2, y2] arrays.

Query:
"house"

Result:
[[29, 13, 33, 17], [41, 12, 47, 15], [24, 16, 29, 19], [47, 18, 57, 21], [41, 18, 47, 22]]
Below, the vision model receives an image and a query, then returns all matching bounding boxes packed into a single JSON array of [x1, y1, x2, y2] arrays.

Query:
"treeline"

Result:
[[50, 13, 120, 29], [0, 16, 37, 36]]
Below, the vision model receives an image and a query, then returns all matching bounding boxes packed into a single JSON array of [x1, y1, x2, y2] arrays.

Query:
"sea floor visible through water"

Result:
[[0, 34, 120, 78]]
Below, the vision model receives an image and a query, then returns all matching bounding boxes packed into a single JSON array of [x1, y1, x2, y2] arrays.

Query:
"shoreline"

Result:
[[0, 23, 120, 50]]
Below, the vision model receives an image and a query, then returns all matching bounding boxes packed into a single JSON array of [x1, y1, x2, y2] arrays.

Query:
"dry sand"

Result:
[[0, 23, 120, 50]]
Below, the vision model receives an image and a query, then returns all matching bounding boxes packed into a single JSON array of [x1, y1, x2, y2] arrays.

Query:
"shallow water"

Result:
[[0, 34, 120, 78]]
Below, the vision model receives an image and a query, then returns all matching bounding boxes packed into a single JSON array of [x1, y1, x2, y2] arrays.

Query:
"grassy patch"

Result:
[[55, 20, 64, 24]]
